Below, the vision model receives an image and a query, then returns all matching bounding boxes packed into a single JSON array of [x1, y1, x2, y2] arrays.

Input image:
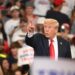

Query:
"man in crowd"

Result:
[[33, 0, 51, 17], [46, 0, 71, 32], [4, 6, 20, 45]]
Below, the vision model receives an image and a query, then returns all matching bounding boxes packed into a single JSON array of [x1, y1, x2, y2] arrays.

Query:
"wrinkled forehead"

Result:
[[44, 19, 59, 27]]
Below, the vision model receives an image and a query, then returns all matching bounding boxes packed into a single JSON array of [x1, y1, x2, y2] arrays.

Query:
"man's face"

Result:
[[12, 10, 20, 18], [25, 6, 34, 15], [44, 23, 59, 39]]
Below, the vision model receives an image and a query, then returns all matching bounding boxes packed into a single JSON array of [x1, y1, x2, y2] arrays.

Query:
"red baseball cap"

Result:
[[53, 0, 65, 6]]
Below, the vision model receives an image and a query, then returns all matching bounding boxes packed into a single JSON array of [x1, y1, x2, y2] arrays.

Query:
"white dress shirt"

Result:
[[49, 36, 58, 60]]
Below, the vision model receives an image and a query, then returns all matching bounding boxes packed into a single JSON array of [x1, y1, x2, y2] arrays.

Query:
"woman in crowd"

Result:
[[0, 58, 13, 75], [7, 42, 22, 71]]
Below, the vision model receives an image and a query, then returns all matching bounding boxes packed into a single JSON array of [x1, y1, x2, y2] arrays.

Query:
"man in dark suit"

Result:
[[25, 19, 71, 60], [46, 0, 71, 32]]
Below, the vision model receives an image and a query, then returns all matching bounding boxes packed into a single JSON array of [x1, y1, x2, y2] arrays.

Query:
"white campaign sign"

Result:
[[18, 46, 34, 66], [31, 58, 75, 75]]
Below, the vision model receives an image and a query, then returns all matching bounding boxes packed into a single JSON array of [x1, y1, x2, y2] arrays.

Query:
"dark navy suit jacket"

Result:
[[25, 33, 71, 59]]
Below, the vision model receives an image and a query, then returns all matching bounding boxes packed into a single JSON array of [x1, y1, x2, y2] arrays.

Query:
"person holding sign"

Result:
[[18, 46, 34, 66], [25, 18, 71, 60], [18, 45, 34, 75]]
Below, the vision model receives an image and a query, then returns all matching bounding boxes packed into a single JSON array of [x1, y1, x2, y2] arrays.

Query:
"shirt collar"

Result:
[[53, 36, 57, 42], [48, 36, 57, 45]]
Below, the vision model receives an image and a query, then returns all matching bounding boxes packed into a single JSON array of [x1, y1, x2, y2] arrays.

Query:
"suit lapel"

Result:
[[45, 38, 49, 56], [43, 36, 49, 56], [57, 37, 64, 57]]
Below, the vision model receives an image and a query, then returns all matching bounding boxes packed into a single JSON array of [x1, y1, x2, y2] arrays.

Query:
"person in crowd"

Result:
[[12, 18, 28, 46], [70, 37, 75, 59], [0, 65, 3, 75], [8, 41, 33, 75], [4, 6, 20, 45], [60, 0, 75, 17], [0, 42, 7, 65], [33, 0, 51, 17], [46, 0, 71, 32], [0, 1, 6, 10], [0, 21, 9, 54], [36, 17, 45, 33], [7, 42, 22, 71], [13, 0, 25, 18], [14, 69, 22, 75], [21, 65, 30, 75], [14, 0, 21, 8], [60, 23, 70, 41], [70, 7, 75, 34], [0, 52, 7, 65], [24, 1, 38, 27], [0, 10, 9, 24], [21, 0, 33, 6], [0, 58, 13, 75], [25, 18, 71, 60]]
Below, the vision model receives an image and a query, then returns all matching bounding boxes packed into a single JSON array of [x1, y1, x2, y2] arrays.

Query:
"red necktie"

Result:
[[49, 40, 55, 59]]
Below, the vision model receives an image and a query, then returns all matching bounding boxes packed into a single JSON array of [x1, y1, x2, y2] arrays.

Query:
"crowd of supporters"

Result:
[[0, 0, 75, 75]]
